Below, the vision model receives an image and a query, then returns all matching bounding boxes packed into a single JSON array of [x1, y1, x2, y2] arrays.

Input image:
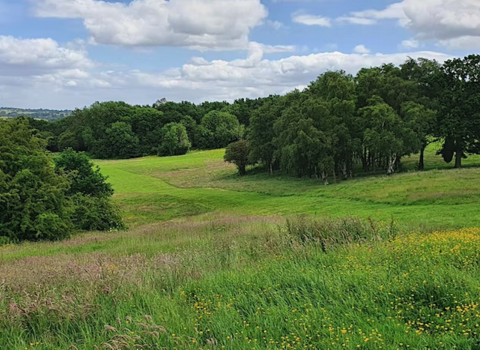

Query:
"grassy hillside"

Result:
[[2, 147, 480, 349], [96, 145, 480, 229]]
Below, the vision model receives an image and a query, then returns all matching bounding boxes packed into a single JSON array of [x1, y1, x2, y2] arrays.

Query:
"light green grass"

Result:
[[95, 145, 480, 229]]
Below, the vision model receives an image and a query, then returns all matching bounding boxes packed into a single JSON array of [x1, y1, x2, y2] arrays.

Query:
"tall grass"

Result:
[[3, 216, 480, 349]]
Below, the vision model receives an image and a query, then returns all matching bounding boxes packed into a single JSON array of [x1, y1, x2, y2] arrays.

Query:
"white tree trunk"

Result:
[[387, 154, 397, 175]]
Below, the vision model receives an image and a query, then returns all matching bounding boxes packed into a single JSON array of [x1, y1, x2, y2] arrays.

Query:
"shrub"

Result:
[[70, 194, 125, 231]]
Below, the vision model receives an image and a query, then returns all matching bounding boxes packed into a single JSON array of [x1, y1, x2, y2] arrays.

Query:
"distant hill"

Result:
[[0, 107, 72, 121]]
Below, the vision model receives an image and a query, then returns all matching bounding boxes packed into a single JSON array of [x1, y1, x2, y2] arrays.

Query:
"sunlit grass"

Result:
[[3, 217, 480, 349], [95, 144, 480, 229]]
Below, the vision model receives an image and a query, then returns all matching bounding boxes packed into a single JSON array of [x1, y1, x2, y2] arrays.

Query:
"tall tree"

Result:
[[248, 95, 283, 174], [436, 55, 480, 168]]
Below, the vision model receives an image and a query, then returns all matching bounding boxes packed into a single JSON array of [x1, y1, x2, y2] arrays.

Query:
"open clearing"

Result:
[[2, 147, 480, 349]]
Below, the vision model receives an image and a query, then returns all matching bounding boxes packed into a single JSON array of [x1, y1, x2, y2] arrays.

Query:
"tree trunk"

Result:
[[362, 149, 368, 171], [418, 145, 426, 171], [387, 154, 397, 175], [455, 151, 462, 168], [342, 162, 348, 180], [269, 162, 273, 176], [322, 171, 329, 186], [239, 165, 246, 176]]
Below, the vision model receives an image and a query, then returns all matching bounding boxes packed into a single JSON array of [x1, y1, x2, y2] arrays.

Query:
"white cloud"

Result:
[[34, 0, 268, 51], [292, 13, 331, 27], [353, 45, 370, 54], [0, 35, 454, 109], [0, 36, 93, 77], [341, 0, 480, 49]]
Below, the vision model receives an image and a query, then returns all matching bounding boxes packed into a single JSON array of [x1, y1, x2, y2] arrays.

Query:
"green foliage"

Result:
[[54, 148, 114, 197], [0, 119, 73, 242], [39, 53, 480, 178], [436, 55, 480, 168], [58, 131, 80, 151], [55, 149, 124, 232], [198, 111, 241, 149], [158, 123, 191, 157], [224, 140, 251, 175], [104, 121, 140, 159], [70, 193, 125, 231]]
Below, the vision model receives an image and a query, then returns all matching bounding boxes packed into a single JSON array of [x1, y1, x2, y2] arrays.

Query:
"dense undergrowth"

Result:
[[2, 216, 480, 349]]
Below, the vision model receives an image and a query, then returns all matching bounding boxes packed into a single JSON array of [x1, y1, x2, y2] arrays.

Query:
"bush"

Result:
[[70, 194, 125, 231]]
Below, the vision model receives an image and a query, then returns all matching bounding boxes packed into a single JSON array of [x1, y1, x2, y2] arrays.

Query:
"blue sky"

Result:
[[0, 0, 478, 109]]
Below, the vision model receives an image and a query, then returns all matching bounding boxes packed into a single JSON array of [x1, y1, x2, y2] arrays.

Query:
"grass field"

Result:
[[2, 146, 480, 349], [96, 144, 480, 229]]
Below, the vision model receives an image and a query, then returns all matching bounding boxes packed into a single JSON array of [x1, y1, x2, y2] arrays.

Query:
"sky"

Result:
[[0, 0, 478, 109]]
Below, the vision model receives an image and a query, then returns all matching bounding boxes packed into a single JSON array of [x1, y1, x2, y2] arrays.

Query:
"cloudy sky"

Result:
[[0, 0, 478, 109]]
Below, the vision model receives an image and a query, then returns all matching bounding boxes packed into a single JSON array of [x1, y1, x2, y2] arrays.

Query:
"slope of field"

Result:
[[96, 145, 480, 229]]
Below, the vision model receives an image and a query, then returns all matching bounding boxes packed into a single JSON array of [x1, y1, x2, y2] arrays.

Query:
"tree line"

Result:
[[26, 54, 480, 183]]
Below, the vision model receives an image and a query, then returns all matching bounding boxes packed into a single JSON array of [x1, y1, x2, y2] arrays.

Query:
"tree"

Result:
[[248, 95, 283, 174], [436, 55, 480, 168], [58, 131, 80, 151], [158, 123, 191, 156], [104, 122, 140, 159], [401, 58, 442, 170], [198, 111, 241, 149], [0, 119, 73, 242], [54, 148, 114, 197], [360, 96, 421, 175], [54, 149, 124, 232], [224, 140, 251, 175]]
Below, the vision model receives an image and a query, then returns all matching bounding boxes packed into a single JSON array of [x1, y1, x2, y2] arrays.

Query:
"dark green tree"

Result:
[[104, 122, 140, 159], [248, 95, 283, 174], [436, 55, 480, 168], [0, 119, 73, 242], [224, 140, 251, 175], [54, 149, 124, 232], [54, 148, 114, 197], [198, 111, 241, 149]]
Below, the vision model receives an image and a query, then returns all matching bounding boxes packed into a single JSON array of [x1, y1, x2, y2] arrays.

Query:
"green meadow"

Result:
[[2, 147, 480, 349], [98, 144, 480, 229]]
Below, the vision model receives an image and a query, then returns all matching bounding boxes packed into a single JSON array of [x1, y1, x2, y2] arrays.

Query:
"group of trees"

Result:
[[0, 119, 124, 243], [21, 54, 480, 184], [30, 98, 260, 159], [224, 55, 480, 182]]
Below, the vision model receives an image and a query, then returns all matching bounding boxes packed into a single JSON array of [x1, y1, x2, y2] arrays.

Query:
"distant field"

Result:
[[96, 144, 480, 229]]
